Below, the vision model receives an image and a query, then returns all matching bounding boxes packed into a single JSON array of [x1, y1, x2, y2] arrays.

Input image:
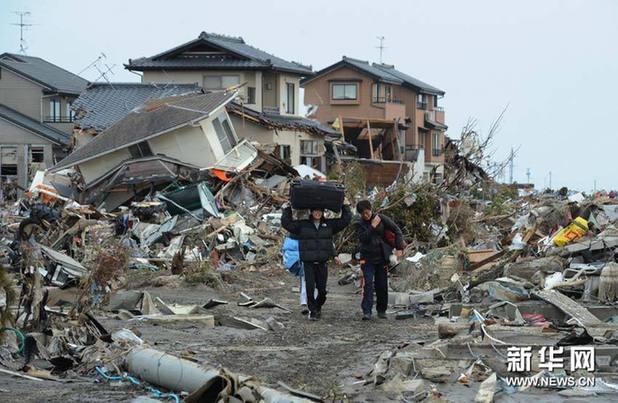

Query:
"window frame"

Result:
[[49, 99, 61, 122], [275, 145, 291, 162], [331, 82, 358, 101], [128, 141, 153, 159], [432, 131, 441, 156], [30, 146, 45, 163], [285, 82, 295, 114], [300, 140, 319, 156], [213, 114, 238, 154], [247, 87, 256, 104], [202, 74, 241, 90]]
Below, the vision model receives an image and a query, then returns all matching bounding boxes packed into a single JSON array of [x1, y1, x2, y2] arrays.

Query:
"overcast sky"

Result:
[[1, 0, 617, 191]]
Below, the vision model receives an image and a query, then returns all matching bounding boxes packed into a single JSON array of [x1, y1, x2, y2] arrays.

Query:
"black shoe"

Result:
[[316, 309, 322, 319], [308, 311, 318, 321], [362, 313, 372, 321], [301, 305, 309, 315], [377, 311, 387, 319]]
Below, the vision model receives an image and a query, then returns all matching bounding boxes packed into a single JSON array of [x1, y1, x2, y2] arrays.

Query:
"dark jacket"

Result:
[[281, 205, 352, 263], [355, 213, 404, 265]]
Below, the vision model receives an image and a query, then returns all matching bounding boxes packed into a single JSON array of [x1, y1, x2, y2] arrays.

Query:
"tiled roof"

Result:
[[73, 82, 203, 132], [226, 102, 340, 139], [373, 63, 444, 95], [126, 32, 313, 76], [0, 103, 69, 145], [303, 56, 445, 95], [0, 53, 88, 95], [53, 91, 237, 171]]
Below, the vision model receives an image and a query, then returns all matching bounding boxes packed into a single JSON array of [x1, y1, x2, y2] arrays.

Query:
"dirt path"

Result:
[[2, 268, 617, 402]]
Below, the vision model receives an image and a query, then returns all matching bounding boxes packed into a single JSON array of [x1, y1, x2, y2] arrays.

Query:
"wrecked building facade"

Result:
[[51, 91, 239, 209], [0, 53, 87, 193]]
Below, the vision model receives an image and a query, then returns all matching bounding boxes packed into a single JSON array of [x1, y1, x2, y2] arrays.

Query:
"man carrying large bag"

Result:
[[281, 195, 352, 321], [354, 199, 404, 321]]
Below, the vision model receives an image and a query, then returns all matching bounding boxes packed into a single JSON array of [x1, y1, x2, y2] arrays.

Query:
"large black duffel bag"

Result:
[[290, 180, 345, 212]]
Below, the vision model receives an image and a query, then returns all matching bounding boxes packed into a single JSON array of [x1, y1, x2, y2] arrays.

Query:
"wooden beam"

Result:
[[390, 119, 397, 160], [367, 120, 374, 160]]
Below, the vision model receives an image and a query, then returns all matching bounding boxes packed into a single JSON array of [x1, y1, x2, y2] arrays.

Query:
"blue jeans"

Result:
[[361, 261, 388, 314]]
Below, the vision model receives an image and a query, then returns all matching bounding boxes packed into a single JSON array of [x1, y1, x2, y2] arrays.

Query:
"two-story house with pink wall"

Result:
[[302, 56, 447, 182]]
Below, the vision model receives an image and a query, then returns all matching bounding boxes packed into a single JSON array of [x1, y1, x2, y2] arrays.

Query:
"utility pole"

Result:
[[12, 11, 33, 54], [549, 171, 552, 190], [376, 36, 386, 63], [594, 179, 597, 193], [526, 168, 531, 184]]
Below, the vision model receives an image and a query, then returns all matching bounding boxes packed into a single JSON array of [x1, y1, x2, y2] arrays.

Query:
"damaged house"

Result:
[[125, 31, 335, 170], [302, 56, 447, 183], [70, 82, 203, 148], [0, 53, 88, 192], [51, 91, 243, 209]]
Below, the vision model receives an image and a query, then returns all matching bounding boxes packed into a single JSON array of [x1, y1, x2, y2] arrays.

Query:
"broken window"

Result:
[[285, 83, 295, 114], [247, 87, 256, 104], [203, 75, 240, 90], [300, 156, 321, 170], [213, 116, 237, 154], [332, 83, 358, 100], [48, 99, 61, 122], [128, 141, 153, 159], [275, 145, 291, 163], [30, 146, 45, 163]]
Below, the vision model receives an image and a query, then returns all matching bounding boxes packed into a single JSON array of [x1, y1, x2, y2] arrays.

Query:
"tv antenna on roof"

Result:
[[11, 11, 34, 54], [94, 62, 116, 83], [376, 36, 386, 63]]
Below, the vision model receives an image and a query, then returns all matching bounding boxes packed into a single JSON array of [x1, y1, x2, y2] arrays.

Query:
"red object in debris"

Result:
[[211, 169, 232, 182], [522, 313, 551, 327]]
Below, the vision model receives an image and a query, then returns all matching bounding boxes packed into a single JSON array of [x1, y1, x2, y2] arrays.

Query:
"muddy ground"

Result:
[[1, 266, 616, 402]]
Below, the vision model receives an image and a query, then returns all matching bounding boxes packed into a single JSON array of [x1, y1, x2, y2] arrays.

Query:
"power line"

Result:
[[11, 11, 34, 54], [376, 36, 386, 63]]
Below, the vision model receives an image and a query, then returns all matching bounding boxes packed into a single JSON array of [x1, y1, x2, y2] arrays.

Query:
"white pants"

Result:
[[300, 274, 317, 305]]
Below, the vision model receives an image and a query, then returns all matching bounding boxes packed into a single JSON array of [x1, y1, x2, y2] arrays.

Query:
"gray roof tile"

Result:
[[126, 32, 313, 75], [0, 53, 88, 94], [0, 103, 69, 145], [227, 102, 340, 138], [304, 56, 444, 95], [53, 91, 237, 171], [73, 82, 203, 132]]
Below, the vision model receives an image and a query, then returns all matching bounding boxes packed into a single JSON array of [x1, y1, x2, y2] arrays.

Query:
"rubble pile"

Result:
[[0, 136, 617, 401]]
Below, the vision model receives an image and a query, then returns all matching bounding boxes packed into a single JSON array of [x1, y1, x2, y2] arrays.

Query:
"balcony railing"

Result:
[[416, 101, 428, 110], [432, 148, 443, 157], [433, 106, 444, 112], [372, 97, 403, 104], [44, 116, 74, 123]]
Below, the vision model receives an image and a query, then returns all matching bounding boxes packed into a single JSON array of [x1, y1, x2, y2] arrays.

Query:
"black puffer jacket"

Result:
[[281, 205, 352, 263], [355, 213, 404, 265]]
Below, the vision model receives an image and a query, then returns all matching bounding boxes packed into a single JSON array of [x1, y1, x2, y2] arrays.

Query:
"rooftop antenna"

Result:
[[94, 62, 116, 83], [376, 36, 386, 63], [11, 11, 34, 54], [526, 168, 531, 184], [79, 53, 106, 75]]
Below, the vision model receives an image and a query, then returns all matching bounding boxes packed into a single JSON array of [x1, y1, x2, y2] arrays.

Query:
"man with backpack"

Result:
[[281, 201, 352, 320], [354, 199, 404, 320]]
